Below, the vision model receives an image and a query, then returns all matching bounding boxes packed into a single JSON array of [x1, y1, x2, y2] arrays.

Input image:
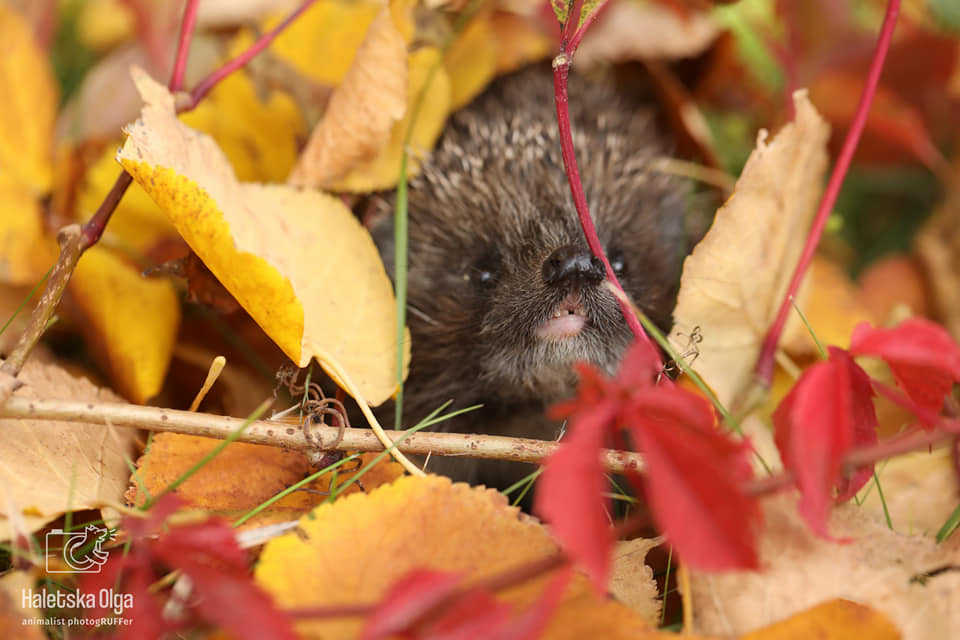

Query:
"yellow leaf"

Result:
[[329, 47, 452, 192], [69, 246, 180, 403], [444, 14, 498, 110], [0, 175, 55, 285], [288, 4, 408, 188], [76, 0, 134, 51], [672, 91, 829, 412], [0, 4, 57, 195], [0, 360, 136, 539], [265, 0, 383, 86], [118, 69, 409, 406], [739, 599, 900, 640], [255, 475, 656, 639], [180, 71, 305, 183]]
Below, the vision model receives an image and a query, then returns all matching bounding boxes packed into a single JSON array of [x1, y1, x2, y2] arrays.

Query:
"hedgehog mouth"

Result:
[[536, 294, 589, 340]]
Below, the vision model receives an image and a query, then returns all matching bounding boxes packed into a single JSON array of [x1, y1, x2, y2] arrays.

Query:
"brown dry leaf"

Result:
[[128, 434, 402, 529], [325, 46, 452, 193], [609, 538, 662, 626], [287, 4, 408, 188], [0, 360, 137, 540], [739, 599, 900, 640], [575, 1, 719, 68], [68, 246, 180, 403], [671, 91, 830, 411], [255, 475, 669, 639], [779, 255, 878, 356], [117, 69, 408, 406], [689, 494, 960, 640]]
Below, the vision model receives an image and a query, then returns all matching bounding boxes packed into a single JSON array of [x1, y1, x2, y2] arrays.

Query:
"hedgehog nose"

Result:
[[542, 245, 606, 287]]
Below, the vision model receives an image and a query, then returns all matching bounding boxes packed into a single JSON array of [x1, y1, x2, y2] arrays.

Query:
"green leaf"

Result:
[[929, 0, 960, 32], [577, 0, 603, 30], [551, 0, 574, 26]]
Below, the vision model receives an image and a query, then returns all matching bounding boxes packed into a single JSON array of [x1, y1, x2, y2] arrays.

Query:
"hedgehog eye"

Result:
[[465, 252, 500, 288], [609, 249, 626, 276]]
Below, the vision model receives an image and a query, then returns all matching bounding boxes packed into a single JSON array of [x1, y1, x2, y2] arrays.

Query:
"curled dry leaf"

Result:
[[117, 69, 408, 405], [255, 475, 657, 640], [0, 360, 137, 540], [325, 46, 451, 193], [287, 4, 408, 188], [689, 494, 960, 640], [609, 538, 661, 626], [672, 91, 830, 411]]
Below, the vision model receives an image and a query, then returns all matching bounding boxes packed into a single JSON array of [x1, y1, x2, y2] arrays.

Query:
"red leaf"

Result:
[[490, 567, 572, 640], [535, 400, 617, 592], [361, 570, 464, 640], [626, 388, 759, 570], [830, 348, 878, 502], [773, 355, 855, 538], [422, 589, 513, 640], [152, 520, 298, 640], [850, 318, 960, 421]]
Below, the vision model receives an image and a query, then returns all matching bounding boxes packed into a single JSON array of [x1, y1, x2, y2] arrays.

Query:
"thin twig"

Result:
[[169, 0, 201, 92], [0, 397, 647, 474], [755, 0, 901, 385]]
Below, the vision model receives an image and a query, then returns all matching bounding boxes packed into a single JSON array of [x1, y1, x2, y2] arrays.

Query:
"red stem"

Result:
[[170, 0, 201, 92], [755, 0, 901, 386], [551, 0, 658, 357], [182, 0, 320, 111], [80, 0, 318, 247]]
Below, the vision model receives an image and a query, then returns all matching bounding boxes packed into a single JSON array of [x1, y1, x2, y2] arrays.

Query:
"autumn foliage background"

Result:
[[1, 0, 960, 639]]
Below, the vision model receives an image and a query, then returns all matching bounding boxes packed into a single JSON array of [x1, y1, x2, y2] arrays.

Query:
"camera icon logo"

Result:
[[45, 525, 113, 573]]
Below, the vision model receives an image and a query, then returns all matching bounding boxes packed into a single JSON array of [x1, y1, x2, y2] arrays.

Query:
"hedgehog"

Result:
[[374, 65, 700, 494]]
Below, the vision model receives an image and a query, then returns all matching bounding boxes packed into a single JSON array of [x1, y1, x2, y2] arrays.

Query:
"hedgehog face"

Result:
[[381, 66, 693, 433]]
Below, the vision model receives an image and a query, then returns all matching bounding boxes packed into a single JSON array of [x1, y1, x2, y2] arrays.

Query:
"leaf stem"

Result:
[[181, 0, 320, 111], [551, 3, 657, 357], [755, 0, 901, 386], [169, 0, 200, 92]]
